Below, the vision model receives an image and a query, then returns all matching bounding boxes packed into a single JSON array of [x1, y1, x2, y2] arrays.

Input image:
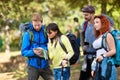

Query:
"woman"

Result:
[[46, 23, 74, 80], [91, 15, 117, 80]]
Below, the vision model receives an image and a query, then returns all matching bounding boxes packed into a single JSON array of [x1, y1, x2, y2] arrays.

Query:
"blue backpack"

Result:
[[102, 30, 120, 67]]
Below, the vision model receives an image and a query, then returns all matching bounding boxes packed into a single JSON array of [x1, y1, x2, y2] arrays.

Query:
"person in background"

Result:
[[91, 14, 117, 80], [73, 17, 81, 64], [21, 12, 53, 80], [65, 24, 73, 34], [79, 5, 96, 80], [46, 23, 74, 80], [73, 17, 81, 47]]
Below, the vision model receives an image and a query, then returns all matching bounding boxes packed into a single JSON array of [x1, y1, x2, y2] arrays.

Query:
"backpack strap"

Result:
[[101, 32, 109, 51], [81, 21, 88, 47], [43, 25, 48, 39], [83, 21, 88, 32], [28, 30, 34, 45], [59, 36, 68, 54]]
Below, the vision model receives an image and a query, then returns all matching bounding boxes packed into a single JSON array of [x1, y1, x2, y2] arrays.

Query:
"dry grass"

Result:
[[0, 51, 120, 80]]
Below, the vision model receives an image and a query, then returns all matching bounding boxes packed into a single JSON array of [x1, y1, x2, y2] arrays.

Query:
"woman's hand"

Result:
[[96, 55, 104, 62], [61, 59, 68, 67]]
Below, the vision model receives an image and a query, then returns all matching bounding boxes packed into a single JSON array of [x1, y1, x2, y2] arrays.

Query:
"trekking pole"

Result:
[[61, 65, 64, 80]]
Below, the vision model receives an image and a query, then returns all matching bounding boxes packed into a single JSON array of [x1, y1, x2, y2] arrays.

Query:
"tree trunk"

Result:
[[101, 0, 107, 14], [5, 25, 10, 54], [88, 0, 91, 5]]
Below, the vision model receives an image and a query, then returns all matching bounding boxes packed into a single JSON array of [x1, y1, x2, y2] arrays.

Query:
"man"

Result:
[[79, 5, 96, 80], [21, 13, 53, 80]]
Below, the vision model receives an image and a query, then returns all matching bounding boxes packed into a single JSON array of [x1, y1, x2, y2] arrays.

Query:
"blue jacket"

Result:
[[21, 24, 48, 69]]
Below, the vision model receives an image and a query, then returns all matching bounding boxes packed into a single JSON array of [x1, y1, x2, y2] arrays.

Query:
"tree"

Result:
[[64, 0, 120, 29]]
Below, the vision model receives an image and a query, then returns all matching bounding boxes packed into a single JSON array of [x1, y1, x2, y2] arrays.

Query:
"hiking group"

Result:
[[21, 5, 119, 80]]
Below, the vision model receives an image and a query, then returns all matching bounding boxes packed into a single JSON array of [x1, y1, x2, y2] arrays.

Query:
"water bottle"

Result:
[[91, 59, 97, 71]]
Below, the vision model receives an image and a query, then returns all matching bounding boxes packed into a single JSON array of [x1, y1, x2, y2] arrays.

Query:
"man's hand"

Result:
[[33, 48, 44, 57]]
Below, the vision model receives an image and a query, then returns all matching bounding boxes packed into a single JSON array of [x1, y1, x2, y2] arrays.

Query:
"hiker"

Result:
[[79, 5, 96, 80], [21, 12, 53, 80], [91, 14, 117, 80], [46, 23, 74, 80], [73, 17, 81, 47], [65, 24, 73, 34]]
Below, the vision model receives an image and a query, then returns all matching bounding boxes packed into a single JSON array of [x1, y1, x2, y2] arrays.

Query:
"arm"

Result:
[[61, 35, 74, 60], [97, 33, 116, 62], [104, 33, 116, 57], [47, 40, 53, 60], [86, 46, 96, 53], [21, 32, 35, 57], [80, 22, 85, 47]]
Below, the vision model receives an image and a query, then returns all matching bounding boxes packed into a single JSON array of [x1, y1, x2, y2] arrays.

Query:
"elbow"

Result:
[[112, 49, 116, 56], [21, 52, 26, 57], [114, 49, 116, 55]]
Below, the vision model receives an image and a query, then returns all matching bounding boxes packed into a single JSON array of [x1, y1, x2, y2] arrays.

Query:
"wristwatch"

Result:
[[101, 54, 106, 58]]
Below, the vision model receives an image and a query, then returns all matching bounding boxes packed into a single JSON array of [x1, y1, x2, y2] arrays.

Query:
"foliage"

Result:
[[0, 0, 120, 51], [64, 0, 120, 29]]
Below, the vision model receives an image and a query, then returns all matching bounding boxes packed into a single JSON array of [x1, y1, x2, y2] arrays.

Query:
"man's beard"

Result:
[[85, 18, 91, 21]]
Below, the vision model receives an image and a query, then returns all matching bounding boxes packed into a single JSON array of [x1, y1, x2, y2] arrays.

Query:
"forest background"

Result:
[[0, 0, 120, 80], [0, 0, 120, 52]]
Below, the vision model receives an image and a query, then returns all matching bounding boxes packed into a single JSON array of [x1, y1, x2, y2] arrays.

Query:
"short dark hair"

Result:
[[81, 5, 95, 13], [73, 17, 79, 22]]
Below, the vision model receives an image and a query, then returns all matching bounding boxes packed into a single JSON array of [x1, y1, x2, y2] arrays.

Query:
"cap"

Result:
[[81, 5, 95, 13]]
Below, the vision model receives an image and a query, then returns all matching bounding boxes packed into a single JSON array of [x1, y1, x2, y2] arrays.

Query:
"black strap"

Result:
[[59, 37, 68, 54], [81, 21, 88, 47], [95, 32, 108, 51], [83, 21, 88, 32]]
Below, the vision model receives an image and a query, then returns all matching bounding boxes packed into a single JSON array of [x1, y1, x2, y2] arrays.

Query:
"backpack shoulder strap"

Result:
[[83, 21, 88, 32], [43, 25, 48, 38], [81, 21, 88, 46], [102, 32, 109, 51], [59, 36, 68, 54], [28, 30, 34, 45]]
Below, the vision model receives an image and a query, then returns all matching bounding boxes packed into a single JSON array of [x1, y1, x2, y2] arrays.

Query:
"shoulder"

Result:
[[106, 32, 114, 40], [60, 35, 69, 42], [61, 35, 68, 39], [24, 31, 30, 36]]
